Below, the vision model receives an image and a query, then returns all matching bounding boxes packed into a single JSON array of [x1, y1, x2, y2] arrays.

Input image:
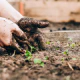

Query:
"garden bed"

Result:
[[0, 23, 80, 80]]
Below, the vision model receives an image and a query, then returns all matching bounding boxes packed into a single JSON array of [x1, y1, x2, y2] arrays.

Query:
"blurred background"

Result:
[[7, 0, 80, 30], [7, 0, 80, 22]]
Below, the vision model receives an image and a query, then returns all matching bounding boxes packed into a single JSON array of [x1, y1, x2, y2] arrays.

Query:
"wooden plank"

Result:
[[24, 1, 80, 22], [42, 30, 80, 42]]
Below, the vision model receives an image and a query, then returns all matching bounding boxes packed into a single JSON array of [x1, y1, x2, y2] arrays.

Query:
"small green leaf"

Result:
[[34, 58, 42, 64], [63, 50, 69, 55], [72, 58, 77, 61], [55, 47, 59, 50], [40, 62, 44, 67], [67, 43, 70, 47], [68, 38, 72, 42], [27, 56, 32, 61], [44, 56, 49, 60], [25, 50, 32, 57], [34, 58, 44, 67], [70, 43, 76, 48], [46, 41, 50, 45], [30, 46, 36, 52], [61, 58, 65, 61]]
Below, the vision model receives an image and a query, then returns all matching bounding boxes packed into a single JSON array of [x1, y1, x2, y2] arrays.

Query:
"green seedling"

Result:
[[30, 46, 36, 52], [55, 47, 59, 50], [67, 43, 70, 47], [61, 58, 65, 62], [72, 58, 77, 61], [63, 50, 69, 56], [25, 50, 32, 61], [40, 62, 44, 67], [27, 56, 32, 61], [34, 58, 44, 67], [68, 38, 72, 42], [46, 41, 50, 45], [70, 43, 76, 48], [34, 58, 42, 64], [25, 50, 32, 57], [44, 56, 49, 60]]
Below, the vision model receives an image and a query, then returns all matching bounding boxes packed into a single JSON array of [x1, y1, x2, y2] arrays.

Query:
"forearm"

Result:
[[0, 0, 23, 23]]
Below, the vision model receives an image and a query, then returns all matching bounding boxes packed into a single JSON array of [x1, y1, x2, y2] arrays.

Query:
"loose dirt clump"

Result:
[[0, 40, 80, 80]]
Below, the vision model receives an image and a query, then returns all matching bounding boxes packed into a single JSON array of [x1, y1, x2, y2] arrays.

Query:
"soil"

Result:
[[41, 21, 80, 31], [0, 23, 80, 80]]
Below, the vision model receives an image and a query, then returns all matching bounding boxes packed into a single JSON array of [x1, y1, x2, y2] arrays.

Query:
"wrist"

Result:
[[0, 0, 23, 23]]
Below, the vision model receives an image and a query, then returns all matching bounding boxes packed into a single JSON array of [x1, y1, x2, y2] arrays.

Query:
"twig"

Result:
[[67, 62, 74, 71]]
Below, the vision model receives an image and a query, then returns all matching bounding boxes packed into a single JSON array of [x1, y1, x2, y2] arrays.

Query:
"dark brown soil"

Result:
[[0, 40, 80, 80]]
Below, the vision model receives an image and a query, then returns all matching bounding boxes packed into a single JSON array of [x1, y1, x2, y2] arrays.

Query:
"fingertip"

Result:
[[36, 21, 49, 28]]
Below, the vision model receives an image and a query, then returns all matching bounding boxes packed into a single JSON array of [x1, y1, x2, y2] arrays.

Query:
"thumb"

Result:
[[11, 23, 27, 39]]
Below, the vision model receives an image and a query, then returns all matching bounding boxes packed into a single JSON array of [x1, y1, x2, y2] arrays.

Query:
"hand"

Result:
[[0, 17, 28, 53], [17, 17, 49, 50]]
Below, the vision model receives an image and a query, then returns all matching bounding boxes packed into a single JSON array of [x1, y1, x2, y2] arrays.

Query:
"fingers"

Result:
[[4, 36, 29, 54], [31, 19, 49, 28], [27, 33, 45, 50], [11, 23, 26, 38], [37, 35, 46, 50], [8, 36, 25, 53], [18, 18, 38, 33], [10, 22, 28, 41], [13, 34, 31, 51], [17, 18, 49, 29], [28, 36, 38, 48], [34, 33, 46, 50]]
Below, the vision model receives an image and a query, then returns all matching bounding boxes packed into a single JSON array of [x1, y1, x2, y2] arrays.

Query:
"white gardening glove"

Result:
[[0, 17, 28, 53]]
